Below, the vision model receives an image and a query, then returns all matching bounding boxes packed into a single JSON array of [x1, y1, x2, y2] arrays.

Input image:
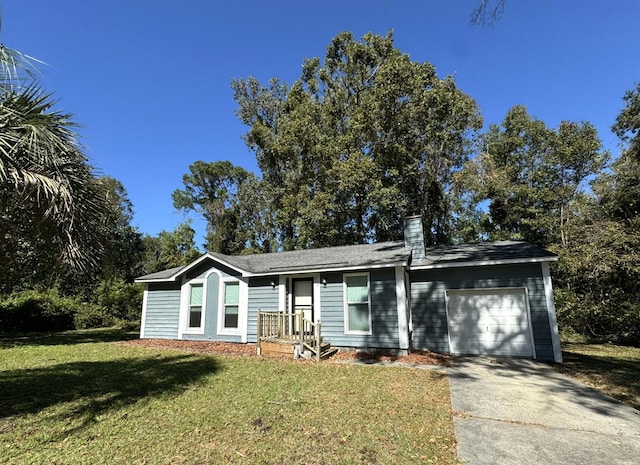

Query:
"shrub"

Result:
[[555, 288, 640, 345], [73, 303, 110, 329], [94, 279, 143, 325], [0, 289, 80, 332], [0, 281, 144, 332]]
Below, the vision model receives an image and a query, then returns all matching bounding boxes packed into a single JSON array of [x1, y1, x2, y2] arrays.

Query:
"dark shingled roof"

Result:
[[414, 240, 557, 268], [210, 240, 410, 275], [135, 265, 184, 282], [135, 240, 557, 282]]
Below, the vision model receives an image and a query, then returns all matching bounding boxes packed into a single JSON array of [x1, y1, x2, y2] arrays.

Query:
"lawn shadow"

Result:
[[558, 347, 640, 410], [0, 353, 221, 435], [0, 328, 139, 348], [354, 350, 401, 363], [449, 354, 639, 416]]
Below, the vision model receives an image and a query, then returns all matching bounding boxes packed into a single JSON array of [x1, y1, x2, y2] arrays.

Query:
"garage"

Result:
[[446, 288, 534, 358]]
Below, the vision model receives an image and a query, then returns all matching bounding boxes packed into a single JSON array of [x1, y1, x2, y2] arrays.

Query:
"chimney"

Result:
[[403, 215, 425, 260]]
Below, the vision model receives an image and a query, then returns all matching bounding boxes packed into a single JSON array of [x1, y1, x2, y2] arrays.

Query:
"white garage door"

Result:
[[446, 288, 534, 358]]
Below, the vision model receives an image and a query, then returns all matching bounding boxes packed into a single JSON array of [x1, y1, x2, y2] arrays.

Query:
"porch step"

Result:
[[259, 338, 338, 361], [301, 341, 339, 360], [320, 346, 339, 360]]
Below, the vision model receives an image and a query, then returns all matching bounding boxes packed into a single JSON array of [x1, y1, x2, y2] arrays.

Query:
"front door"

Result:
[[292, 278, 314, 331]]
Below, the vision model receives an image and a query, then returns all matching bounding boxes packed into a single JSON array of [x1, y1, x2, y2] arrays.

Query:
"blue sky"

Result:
[[3, 1, 638, 246]]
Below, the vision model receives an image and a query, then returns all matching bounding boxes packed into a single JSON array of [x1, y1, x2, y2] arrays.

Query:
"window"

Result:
[[223, 281, 239, 329], [345, 273, 371, 334], [188, 283, 203, 329]]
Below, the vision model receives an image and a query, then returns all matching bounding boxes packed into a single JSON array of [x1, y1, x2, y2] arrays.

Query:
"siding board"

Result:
[[410, 264, 555, 361], [248, 277, 281, 343], [320, 270, 400, 349], [143, 283, 181, 339]]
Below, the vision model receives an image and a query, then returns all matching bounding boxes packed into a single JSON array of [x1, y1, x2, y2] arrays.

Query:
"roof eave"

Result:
[[244, 260, 410, 277], [134, 277, 178, 284], [410, 255, 558, 270], [134, 253, 251, 283]]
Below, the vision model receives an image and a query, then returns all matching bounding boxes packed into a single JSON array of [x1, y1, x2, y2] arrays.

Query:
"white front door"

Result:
[[292, 278, 314, 324]]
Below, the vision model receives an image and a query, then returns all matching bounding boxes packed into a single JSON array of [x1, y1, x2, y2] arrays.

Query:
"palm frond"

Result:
[[0, 84, 106, 271], [0, 43, 46, 91]]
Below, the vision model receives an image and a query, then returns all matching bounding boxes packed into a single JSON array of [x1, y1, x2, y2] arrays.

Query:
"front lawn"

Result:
[[0, 329, 456, 464], [557, 342, 640, 410]]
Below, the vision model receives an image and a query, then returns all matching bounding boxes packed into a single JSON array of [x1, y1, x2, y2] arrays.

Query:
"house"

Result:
[[135, 216, 562, 363]]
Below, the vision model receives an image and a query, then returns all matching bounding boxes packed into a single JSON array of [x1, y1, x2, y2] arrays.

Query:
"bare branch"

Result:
[[471, 0, 506, 26]]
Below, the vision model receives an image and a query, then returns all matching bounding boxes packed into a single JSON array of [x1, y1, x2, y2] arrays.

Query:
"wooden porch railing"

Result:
[[257, 310, 323, 362]]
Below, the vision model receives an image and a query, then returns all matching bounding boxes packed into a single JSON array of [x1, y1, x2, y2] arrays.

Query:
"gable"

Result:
[[185, 258, 241, 280]]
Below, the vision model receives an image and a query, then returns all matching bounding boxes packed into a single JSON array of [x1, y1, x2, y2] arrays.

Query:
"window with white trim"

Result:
[[188, 283, 204, 329], [344, 273, 371, 334], [223, 281, 240, 329]]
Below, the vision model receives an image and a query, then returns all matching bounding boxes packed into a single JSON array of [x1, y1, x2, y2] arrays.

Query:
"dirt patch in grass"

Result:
[[120, 338, 451, 366], [120, 338, 257, 356], [331, 348, 452, 366]]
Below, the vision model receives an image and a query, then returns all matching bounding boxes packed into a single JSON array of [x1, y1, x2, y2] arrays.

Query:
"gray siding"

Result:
[[143, 282, 181, 339], [247, 277, 281, 343], [410, 263, 555, 361], [320, 269, 400, 349]]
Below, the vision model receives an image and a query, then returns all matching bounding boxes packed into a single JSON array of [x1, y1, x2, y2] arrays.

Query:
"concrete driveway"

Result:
[[448, 356, 640, 464]]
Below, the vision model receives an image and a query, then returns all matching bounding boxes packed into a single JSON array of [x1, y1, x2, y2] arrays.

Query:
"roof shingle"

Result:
[[135, 240, 557, 282]]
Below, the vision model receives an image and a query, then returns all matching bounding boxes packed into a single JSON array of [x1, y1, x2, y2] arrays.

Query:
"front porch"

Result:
[[257, 310, 337, 361]]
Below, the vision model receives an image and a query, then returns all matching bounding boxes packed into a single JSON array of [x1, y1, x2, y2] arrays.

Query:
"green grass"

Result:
[[0, 329, 456, 464], [556, 342, 640, 410]]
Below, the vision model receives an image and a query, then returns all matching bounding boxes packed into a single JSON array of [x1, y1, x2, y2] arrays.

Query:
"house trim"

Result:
[[286, 273, 321, 324], [135, 256, 408, 283], [250, 262, 408, 278], [343, 272, 373, 336], [178, 277, 207, 338], [542, 262, 563, 363], [217, 275, 247, 340], [139, 284, 149, 338], [395, 266, 409, 350], [186, 253, 247, 277], [405, 269, 413, 334], [278, 275, 287, 312], [136, 276, 181, 283], [410, 256, 558, 271]]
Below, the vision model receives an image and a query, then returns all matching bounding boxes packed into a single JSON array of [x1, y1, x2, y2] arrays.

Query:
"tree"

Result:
[[172, 160, 258, 254], [553, 201, 640, 343], [612, 83, 640, 161], [471, 0, 507, 26], [232, 174, 278, 253], [97, 176, 144, 282], [0, 41, 109, 284], [457, 105, 607, 247], [550, 88, 640, 344], [140, 222, 201, 275], [232, 31, 482, 249], [594, 152, 640, 229]]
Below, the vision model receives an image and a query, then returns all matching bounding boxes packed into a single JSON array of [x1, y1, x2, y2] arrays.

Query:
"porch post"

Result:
[[257, 308, 262, 355], [299, 312, 303, 350], [316, 321, 321, 362]]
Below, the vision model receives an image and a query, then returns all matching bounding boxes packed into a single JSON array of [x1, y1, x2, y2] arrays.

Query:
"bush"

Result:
[[94, 279, 143, 325], [0, 289, 81, 332], [0, 281, 144, 333], [73, 303, 110, 330], [555, 288, 640, 345]]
